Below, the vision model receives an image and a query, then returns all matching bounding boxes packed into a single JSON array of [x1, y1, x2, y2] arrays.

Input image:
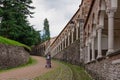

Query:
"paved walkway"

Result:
[[0, 56, 57, 80]]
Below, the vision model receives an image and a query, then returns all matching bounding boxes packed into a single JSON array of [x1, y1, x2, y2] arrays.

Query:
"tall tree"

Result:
[[42, 18, 50, 42], [0, 0, 41, 46]]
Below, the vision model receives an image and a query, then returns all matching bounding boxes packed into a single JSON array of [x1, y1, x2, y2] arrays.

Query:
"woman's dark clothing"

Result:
[[45, 55, 51, 68]]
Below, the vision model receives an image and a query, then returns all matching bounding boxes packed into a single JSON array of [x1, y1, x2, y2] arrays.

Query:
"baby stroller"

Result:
[[45, 54, 51, 68]]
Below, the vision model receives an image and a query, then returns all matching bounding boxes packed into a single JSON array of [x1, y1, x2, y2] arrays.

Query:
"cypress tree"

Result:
[[43, 18, 50, 41]]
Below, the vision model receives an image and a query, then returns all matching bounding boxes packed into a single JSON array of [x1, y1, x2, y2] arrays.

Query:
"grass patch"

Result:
[[67, 63, 93, 80], [35, 61, 72, 80], [34, 60, 92, 80], [0, 57, 37, 73], [0, 36, 31, 50], [23, 57, 37, 67], [34, 61, 61, 80]]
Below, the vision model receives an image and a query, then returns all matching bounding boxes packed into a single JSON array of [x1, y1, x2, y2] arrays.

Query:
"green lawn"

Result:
[[34, 61, 93, 80], [0, 36, 31, 50]]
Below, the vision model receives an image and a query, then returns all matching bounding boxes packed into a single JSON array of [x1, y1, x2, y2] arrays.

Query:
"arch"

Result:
[[91, 13, 97, 38], [98, 0, 106, 26], [88, 24, 90, 37], [92, 13, 95, 24], [91, 13, 96, 33]]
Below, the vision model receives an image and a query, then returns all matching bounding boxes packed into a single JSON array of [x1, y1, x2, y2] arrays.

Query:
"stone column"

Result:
[[65, 36, 67, 48], [68, 32, 70, 46], [55, 48, 57, 55], [106, 9, 116, 55], [87, 43, 91, 63], [62, 39, 64, 50], [58, 44, 59, 52], [97, 26, 103, 58], [76, 27, 79, 40], [58, 45, 60, 52], [57, 46, 58, 53], [91, 37, 95, 61], [71, 28, 74, 43], [58, 46, 59, 52], [58, 46, 59, 53], [56, 47, 58, 54]]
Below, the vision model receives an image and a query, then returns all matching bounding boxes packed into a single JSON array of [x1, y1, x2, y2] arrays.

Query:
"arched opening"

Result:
[[78, 25, 80, 39], [74, 27, 76, 41]]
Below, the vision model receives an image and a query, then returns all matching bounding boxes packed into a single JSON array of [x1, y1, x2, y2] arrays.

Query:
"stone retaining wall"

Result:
[[54, 40, 81, 65], [54, 40, 120, 80], [0, 44, 29, 69], [85, 54, 120, 80]]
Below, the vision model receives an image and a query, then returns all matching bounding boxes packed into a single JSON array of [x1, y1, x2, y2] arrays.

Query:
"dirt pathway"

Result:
[[0, 56, 57, 80]]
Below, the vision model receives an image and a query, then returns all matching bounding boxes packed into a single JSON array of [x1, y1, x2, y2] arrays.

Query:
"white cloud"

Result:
[[28, 0, 81, 37]]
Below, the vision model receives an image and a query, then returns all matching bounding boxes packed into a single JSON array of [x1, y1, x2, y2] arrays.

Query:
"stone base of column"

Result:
[[91, 59, 95, 61], [86, 61, 90, 64], [106, 49, 114, 56], [97, 54, 102, 59]]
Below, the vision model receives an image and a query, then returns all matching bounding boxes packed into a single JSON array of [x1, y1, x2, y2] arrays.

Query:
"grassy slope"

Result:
[[34, 61, 93, 80], [68, 64, 92, 80], [0, 36, 31, 50]]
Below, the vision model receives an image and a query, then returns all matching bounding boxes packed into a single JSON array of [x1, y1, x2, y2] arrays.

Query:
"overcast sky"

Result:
[[28, 0, 81, 37]]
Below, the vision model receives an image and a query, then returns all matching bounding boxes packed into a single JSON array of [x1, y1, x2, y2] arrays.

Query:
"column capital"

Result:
[[76, 18, 80, 21], [72, 28, 74, 32], [76, 24, 79, 28], [106, 7, 117, 13], [68, 32, 70, 36], [87, 42, 90, 46], [90, 31, 96, 39], [65, 36, 67, 39], [86, 39, 91, 46], [97, 25, 104, 30], [106, 8, 116, 18], [62, 39, 64, 42], [88, 38, 92, 44]]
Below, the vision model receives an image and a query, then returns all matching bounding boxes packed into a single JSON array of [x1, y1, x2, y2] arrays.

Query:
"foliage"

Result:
[[41, 18, 50, 42], [0, 0, 41, 46], [0, 36, 31, 50], [0, 8, 3, 16]]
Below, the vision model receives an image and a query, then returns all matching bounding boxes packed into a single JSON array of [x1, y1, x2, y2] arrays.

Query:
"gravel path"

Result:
[[0, 56, 57, 80]]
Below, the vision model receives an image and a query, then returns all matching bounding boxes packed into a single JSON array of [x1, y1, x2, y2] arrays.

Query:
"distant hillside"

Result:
[[0, 36, 31, 51]]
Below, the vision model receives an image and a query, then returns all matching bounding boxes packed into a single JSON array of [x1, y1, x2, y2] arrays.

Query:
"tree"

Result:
[[0, 0, 41, 46], [42, 18, 50, 42]]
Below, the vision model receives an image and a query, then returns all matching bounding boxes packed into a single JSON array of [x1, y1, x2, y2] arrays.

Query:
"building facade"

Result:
[[48, 0, 120, 80], [31, 37, 56, 56]]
